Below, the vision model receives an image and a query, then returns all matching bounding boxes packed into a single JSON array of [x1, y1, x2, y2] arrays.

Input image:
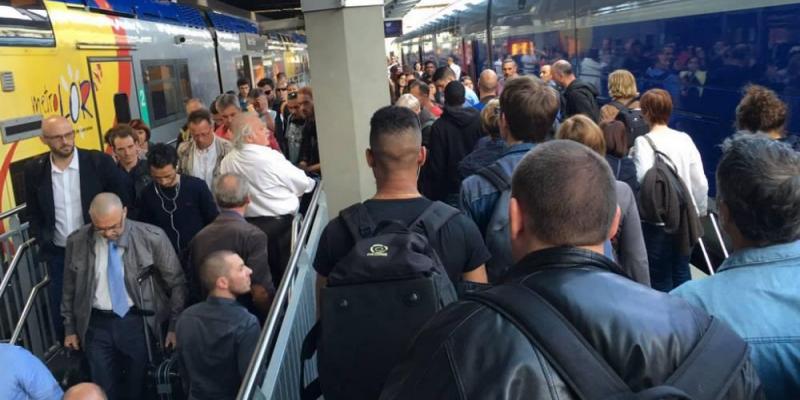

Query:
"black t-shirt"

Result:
[[314, 197, 490, 284]]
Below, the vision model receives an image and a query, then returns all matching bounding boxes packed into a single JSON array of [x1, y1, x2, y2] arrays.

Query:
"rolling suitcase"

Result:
[[155, 353, 185, 400]]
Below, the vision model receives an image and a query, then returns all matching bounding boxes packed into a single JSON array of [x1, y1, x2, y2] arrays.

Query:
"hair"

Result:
[[89, 192, 123, 218], [247, 88, 266, 100], [216, 93, 241, 112], [640, 88, 672, 126], [104, 124, 136, 148], [236, 77, 249, 87], [276, 72, 287, 80], [186, 108, 212, 126], [256, 77, 274, 89], [552, 60, 574, 76], [556, 115, 606, 155], [230, 112, 260, 149], [432, 66, 455, 82], [717, 134, 800, 245], [409, 80, 430, 96], [480, 99, 501, 138], [298, 86, 313, 99], [512, 140, 616, 246], [607, 69, 639, 100], [213, 173, 250, 208], [444, 80, 465, 106], [209, 95, 220, 114], [369, 106, 421, 170], [200, 250, 236, 293], [128, 119, 151, 141], [502, 58, 516, 67], [600, 120, 628, 158], [147, 143, 178, 169], [735, 84, 788, 134], [424, 60, 436, 68], [499, 76, 559, 142], [395, 93, 421, 113]]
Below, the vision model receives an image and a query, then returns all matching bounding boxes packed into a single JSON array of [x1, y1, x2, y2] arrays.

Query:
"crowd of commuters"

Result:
[[6, 51, 800, 400]]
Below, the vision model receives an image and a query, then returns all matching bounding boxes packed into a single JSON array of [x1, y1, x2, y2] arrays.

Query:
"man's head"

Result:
[[275, 79, 289, 102], [247, 88, 270, 115], [539, 65, 552, 82], [509, 140, 618, 261], [367, 106, 424, 182], [478, 69, 498, 98], [502, 59, 518, 79], [256, 77, 276, 105], [64, 382, 107, 400], [231, 112, 270, 149], [105, 124, 139, 169], [89, 192, 126, 241], [147, 143, 179, 188], [213, 172, 250, 210], [297, 87, 314, 120], [432, 66, 456, 95], [184, 98, 204, 115], [40, 115, 75, 159], [409, 81, 430, 105], [215, 94, 241, 130], [551, 60, 575, 87], [444, 81, 466, 107], [424, 60, 436, 77], [286, 91, 301, 117], [237, 78, 250, 99], [200, 250, 252, 297], [395, 93, 421, 114], [716, 134, 800, 248], [187, 109, 215, 150], [499, 76, 559, 143]]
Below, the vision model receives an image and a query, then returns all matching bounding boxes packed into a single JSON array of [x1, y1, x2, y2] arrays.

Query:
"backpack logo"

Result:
[[367, 244, 389, 257]]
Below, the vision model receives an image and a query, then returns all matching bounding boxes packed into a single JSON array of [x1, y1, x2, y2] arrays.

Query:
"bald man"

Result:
[[64, 383, 107, 400], [220, 113, 315, 283], [61, 192, 186, 400], [475, 69, 499, 111], [24, 115, 130, 340]]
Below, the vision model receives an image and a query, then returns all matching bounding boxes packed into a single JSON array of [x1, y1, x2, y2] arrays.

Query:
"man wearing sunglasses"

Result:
[[24, 115, 131, 341]]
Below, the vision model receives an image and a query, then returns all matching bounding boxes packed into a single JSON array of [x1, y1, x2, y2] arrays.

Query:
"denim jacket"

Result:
[[671, 241, 800, 399], [459, 142, 535, 235]]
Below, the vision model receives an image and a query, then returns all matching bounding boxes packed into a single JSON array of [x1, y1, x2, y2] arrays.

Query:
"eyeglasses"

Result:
[[93, 214, 125, 233], [43, 130, 75, 142], [276, 87, 288, 92]]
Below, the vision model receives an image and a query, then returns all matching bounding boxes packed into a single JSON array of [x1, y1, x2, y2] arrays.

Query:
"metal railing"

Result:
[[0, 204, 58, 359], [238, 183, 328, 400]]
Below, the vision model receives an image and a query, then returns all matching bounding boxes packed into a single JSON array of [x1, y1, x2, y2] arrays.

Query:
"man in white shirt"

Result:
[[24, 115, 130, 340], [220, 112, 316, 282], [177, 109, 233, 189], [447, 56, 462, 80]]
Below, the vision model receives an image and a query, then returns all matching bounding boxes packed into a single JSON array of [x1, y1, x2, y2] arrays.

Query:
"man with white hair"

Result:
[[395, 93, 421, 114], [61, 192, 186, 400], [219, 113, 315, 283]]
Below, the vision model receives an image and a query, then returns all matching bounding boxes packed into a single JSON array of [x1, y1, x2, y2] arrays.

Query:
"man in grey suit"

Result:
[[62, 192, 186, 400]]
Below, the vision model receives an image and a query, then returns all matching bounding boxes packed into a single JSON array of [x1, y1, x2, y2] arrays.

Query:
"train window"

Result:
[[142, 59, 192, 128], [0, 0, 55, 47]]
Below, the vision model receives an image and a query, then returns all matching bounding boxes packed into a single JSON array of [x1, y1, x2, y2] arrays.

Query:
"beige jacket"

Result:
[[176, 136, 233, 180]]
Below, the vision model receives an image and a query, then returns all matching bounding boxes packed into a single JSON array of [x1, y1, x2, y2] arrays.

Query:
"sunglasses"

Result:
[[276, 87, 288, 92]]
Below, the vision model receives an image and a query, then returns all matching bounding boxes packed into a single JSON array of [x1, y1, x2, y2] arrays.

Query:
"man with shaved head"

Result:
[[61, 192, 186, 399], [220, 112, 315, 283], [24, 115, 130, 340], [552, 59, 601, 121], [475, 69, 499, 111], [64, 383, 107, 400]]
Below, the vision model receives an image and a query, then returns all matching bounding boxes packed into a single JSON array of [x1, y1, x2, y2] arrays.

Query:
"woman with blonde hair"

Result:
[[557, 115, 650, 286]]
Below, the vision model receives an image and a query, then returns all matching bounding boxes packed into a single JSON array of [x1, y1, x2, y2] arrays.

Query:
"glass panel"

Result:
[[147, 64, 174, 81], [0, 0, 54, 46], [148, 81, 177, 121], [179, 62, 192, 101]]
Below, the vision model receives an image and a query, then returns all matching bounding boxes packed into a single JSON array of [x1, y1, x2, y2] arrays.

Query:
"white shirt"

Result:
[[51, 149, 83, 247], [631, 126, 709, 215], [93, 236, 134, 310], [219, 144, 316, 217], [449, 63, 461, 80], [192, 139, 218, 189]]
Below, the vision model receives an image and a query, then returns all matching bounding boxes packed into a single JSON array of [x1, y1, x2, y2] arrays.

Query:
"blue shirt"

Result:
[[464, 88, 480, 107], [671, 241, 800, 399], [0, 344, 63, 400]]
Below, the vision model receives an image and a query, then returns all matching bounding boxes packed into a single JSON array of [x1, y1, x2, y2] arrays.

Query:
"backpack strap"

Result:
[[476, 163, 511, 192], [409, 201, 461, 237], [642, 135, 680, 172], [339, 203, 376, 240], [608, 100, 626, 111], [467, 283, 631, 399]]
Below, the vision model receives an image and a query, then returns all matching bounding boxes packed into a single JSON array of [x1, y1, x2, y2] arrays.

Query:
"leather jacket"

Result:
[[380, 246, 763, 400]]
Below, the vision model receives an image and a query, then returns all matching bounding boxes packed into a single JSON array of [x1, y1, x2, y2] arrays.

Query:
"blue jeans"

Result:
[[642, 223, 691, 292]]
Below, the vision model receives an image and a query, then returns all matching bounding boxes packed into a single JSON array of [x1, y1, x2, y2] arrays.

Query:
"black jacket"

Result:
[[24, 148, 131, 258], [380, 247, 763, 400], [422, 106, 482, 202], [606, 154, 640, 197], [563, 79, 601, 122]]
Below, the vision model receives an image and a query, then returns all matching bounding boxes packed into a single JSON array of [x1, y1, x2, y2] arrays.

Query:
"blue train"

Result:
[[397, 0, 800, 194]]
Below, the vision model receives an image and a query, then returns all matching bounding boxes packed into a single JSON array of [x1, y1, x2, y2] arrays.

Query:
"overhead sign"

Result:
[[384, 19, 403, 38]]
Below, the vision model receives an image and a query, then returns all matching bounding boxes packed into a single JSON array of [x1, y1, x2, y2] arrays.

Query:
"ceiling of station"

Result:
[[211, 0, 422, 21]]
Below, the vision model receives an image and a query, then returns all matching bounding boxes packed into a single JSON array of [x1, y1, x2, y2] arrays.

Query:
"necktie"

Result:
[[107, 240, 130, 317]]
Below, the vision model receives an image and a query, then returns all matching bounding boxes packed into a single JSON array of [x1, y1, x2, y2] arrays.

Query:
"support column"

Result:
[[301, 1, 389, 216]]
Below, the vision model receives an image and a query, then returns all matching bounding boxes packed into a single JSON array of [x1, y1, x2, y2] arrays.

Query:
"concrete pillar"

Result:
[[301, 1, 390, 216]]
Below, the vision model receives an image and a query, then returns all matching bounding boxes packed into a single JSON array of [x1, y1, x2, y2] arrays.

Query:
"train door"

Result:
[[86, 57, 140, 146]]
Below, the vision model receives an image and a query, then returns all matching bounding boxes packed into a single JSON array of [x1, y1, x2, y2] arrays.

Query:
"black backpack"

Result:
[[610, 100, 649, 148], [301, 201, 459, 400], [467, 283, 750, 400]]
